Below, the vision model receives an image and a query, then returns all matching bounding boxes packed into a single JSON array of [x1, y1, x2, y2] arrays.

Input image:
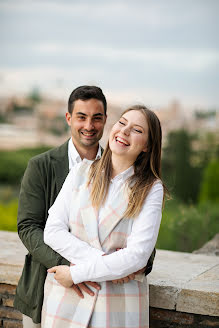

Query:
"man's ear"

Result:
[[103, 114, 107, 125], [65, 112, 72, 126]]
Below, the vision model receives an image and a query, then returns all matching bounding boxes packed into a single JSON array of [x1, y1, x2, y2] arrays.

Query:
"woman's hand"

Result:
[[48, 265, 73, 288]]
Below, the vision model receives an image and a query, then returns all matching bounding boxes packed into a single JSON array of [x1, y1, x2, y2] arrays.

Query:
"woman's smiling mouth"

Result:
[[115, 136, 130, 146]]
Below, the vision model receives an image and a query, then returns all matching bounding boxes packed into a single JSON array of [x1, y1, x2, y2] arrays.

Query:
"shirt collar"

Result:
[[111, 166, 134, 183], [68, 138, 102, 170]]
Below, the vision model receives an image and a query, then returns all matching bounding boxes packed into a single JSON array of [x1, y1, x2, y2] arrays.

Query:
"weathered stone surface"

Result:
[[148, 250, 219, 288], [2, 297, 14, 307], [0, 231, 26, 266], [148, 250, 219, 313], [177, 265, 219, 316], [0, 265, 23, 286], [0, 307, 22, 321], [177, 289, 219, 317], [150, 309, 219, 328], [149, 284, 179, 310], [0, 285, 16, 296], [193, 233, 219, 256], [199, 319, 219, 327], [150, 307, 194, 324], [3, 319, 23, 328], [0, 231, 26, 285]]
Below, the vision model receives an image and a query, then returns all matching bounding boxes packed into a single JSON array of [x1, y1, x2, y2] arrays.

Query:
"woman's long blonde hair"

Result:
[[88, 105, 164, 218]]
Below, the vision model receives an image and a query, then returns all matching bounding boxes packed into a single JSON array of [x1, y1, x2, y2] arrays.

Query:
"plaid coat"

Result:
[[42, 162, 149, 328]]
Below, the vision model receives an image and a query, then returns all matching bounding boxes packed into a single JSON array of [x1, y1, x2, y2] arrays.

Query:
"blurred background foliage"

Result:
[[0, 129, 218, 252]]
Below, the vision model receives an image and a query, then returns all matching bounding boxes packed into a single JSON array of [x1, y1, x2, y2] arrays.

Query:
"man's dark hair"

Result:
[[68, 85, 107, 115]]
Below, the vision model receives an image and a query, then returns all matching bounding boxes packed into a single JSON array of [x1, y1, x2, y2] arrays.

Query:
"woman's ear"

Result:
[[142, 143, 147, 153]]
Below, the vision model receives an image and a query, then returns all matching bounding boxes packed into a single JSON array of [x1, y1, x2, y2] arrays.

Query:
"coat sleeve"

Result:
[[17, 157, 70, 269]]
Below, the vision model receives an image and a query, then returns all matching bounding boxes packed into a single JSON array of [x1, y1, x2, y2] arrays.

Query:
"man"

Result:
[[14, 85, 155, 327]]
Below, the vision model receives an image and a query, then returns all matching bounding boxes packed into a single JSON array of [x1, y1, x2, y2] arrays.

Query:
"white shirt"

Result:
[[68, 138, 102, 170], [44, 161, 163, 284]]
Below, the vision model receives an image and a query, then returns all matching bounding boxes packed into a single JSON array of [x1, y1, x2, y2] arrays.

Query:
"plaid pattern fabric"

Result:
[[42, 162, 149, 328]]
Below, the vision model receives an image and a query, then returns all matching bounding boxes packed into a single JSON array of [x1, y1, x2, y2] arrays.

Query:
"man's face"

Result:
[[66, 98, 107, 150]]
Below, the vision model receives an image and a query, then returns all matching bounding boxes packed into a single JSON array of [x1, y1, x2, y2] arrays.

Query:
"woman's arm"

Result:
[[69, 182, 163, 283], [44, 166, 104, 264]]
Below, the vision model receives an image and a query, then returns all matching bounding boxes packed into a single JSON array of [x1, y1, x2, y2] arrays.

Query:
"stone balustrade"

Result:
[[0, 230, 219, 328]]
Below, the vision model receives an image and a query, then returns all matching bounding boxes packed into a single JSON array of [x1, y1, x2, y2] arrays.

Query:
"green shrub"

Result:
[[157, 199, 219, 252], [0, 146, 51, 185]]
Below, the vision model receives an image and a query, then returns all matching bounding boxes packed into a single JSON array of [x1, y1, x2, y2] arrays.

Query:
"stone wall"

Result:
[[0, 231, 219, 328], [0, 284, 22, 328]]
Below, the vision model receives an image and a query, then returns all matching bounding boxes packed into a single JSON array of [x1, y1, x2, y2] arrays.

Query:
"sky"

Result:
[[0, 0, 219, 108]]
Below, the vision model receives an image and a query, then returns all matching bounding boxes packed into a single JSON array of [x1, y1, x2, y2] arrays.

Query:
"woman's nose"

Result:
[[121, 125, 130, 135]]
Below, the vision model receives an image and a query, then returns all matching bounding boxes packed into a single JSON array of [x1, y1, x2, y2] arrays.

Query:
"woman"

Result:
[[42, 105, 165, 328]]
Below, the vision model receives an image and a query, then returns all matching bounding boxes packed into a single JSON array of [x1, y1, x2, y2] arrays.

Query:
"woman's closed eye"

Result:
[[133, 128, 142, 133], [119, 120, 126, 126]]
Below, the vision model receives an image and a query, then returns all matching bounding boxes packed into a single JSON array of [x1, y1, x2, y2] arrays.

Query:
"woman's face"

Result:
[[109, 110, 148, 163]]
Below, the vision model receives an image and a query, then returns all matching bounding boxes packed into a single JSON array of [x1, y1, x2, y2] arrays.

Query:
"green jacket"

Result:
[[14, 141, 70, 323], [14, 140, 155, 323]]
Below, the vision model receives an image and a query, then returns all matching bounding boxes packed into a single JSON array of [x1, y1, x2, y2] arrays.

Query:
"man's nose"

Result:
[[84, 119, 94, 130]]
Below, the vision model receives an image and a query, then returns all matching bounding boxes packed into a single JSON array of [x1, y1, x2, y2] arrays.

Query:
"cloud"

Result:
[[0, 0, 218, 49], [0, 0, 218, 107], [0, 65, 218, 108], [2, 40, 218, 74], [32, 43, 219, 72]]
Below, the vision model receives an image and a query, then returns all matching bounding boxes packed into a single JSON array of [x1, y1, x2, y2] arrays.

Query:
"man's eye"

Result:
[[78, 116, 85, 120], [119, 120, 125, 126], [94, 117, 102, 121]]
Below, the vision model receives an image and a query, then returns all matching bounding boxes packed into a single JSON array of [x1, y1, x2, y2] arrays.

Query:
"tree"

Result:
[[199, 160, 219, 203], [162, 129, 201, 203], [27, 87, 42, 105]]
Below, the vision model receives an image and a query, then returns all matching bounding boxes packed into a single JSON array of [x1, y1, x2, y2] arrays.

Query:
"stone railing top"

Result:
[[0, 230, 218, 317]]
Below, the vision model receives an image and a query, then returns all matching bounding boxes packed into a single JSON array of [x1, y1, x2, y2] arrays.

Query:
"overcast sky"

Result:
[[0, 0, 218, 108]]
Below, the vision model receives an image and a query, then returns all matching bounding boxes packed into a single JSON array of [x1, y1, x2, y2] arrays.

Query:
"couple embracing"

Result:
[[14, 85, 165, 328]]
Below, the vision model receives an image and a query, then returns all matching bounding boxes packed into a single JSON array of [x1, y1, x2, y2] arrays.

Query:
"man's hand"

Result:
[[110, 248, 146, 284], [111, 267, 145, 284], [48, 265, 101, 298], [48, 265, 73, 288]]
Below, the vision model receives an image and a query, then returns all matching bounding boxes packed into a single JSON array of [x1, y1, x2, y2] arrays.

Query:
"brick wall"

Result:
[[1, 282, 219, 328], [150, 308, 219, 328], [0, 284, 22, 328]]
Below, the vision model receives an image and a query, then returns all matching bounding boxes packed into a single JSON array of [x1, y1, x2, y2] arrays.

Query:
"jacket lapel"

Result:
[[50, 140, 69, 194]]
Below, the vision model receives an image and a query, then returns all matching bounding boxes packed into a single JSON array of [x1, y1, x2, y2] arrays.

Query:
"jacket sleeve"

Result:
[[145, 248, 156, 276], [17, 158, 70, 269]]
